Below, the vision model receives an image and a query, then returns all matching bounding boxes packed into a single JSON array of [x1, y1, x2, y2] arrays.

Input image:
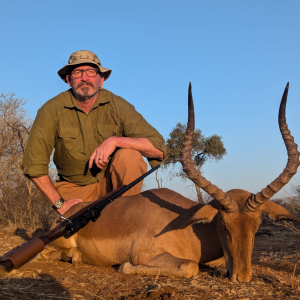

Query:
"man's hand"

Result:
[[89, 137, 117, 169], [89, 136, 164, 170], [57, 198, 83, 215]]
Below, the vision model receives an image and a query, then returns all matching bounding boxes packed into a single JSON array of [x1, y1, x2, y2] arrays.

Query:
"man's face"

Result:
[[66, 64, 104, 101]]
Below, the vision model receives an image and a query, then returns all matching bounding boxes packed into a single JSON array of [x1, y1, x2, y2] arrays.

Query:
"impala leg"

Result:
[[36, 246, 82, 267], [119, 253, 199, 278], [61, 247, 83, 267], [35, 246, 63, 261]]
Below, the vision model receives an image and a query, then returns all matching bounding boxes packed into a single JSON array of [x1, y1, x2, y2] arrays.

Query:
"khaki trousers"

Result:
[[54, 149, 147, 202]]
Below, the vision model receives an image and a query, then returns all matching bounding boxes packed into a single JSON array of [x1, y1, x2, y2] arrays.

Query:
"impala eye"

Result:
[[220, 220, 230, 233], [220, 220, 226, 228]]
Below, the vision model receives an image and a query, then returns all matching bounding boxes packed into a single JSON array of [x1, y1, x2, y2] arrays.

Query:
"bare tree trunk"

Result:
[[155, 169, 163, 188], [195, 184, 204, 204]]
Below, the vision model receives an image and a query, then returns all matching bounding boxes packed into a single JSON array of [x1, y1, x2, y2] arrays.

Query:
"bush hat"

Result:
[[58, 50, 112, 82]]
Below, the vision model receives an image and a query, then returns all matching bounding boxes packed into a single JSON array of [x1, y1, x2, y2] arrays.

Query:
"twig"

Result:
[[154, 270, 160, 283], [85, 290, 106, 299], [291, 263, 297, 289]]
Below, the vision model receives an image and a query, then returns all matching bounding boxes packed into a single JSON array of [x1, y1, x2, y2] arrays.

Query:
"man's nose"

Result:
[[81, 71, 89, 80]]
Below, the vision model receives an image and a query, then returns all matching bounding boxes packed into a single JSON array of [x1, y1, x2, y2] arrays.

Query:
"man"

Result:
[[22, 50, 166, 215]]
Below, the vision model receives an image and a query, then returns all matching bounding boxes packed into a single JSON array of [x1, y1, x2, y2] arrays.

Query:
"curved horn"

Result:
[[246, 83, 300, 211], [180, 83, 238, 213]]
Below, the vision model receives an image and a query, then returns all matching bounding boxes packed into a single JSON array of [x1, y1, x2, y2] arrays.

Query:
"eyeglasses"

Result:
[[70, 68, 98, 79]]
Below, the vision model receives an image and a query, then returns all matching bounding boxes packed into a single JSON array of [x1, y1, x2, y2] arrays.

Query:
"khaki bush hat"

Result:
[[58, 50, 112, 82]]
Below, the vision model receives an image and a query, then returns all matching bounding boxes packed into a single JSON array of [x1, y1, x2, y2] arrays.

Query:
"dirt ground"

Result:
[[0, 222, 299, 300]]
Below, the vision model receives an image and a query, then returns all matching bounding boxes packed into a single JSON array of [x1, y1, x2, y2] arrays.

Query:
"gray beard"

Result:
[[73, 87, 100, 102]]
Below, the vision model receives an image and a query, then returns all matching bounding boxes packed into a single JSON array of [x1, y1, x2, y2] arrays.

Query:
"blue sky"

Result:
[[1, 1, 300, 200]]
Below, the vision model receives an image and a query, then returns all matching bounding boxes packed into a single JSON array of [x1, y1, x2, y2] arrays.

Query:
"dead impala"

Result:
[[41, 82, 300, 282]]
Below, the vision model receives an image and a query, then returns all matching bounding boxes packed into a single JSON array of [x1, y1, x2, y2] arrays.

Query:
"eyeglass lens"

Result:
[[71, 69, 98, 78]]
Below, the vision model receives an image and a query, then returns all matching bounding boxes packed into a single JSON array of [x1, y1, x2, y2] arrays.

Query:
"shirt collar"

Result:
[[63, 88, 110, 110]]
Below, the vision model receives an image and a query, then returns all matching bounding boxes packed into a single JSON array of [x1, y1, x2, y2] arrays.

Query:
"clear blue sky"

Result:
[[1, 1, 300, 200]]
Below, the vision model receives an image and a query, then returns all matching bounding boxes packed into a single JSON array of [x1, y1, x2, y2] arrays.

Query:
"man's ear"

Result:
[[100, 75, 104, 87], [66, 75, 72, 87]]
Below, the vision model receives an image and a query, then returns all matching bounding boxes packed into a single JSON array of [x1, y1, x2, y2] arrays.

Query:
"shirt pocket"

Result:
[[97, 124, 117, 140], [58, 126, 79, 152]]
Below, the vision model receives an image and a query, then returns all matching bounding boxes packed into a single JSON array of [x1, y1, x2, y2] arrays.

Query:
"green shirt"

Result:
[[21, 88, 167, 185]]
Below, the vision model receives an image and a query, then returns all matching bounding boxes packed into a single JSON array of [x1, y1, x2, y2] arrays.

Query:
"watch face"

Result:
[[54, 199, 64, 209]]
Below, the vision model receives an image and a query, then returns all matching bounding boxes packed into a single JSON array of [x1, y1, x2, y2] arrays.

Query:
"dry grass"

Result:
[[0, 179, 56, 233]]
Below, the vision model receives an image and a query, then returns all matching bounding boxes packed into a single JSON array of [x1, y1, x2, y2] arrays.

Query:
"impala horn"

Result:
[[180, 83, 238, 213], [246, 82, 300, 211]]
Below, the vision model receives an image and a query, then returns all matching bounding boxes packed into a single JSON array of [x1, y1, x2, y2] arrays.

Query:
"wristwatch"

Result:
[[52, 198, 65, 210]]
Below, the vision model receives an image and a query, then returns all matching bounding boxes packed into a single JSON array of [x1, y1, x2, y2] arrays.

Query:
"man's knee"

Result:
[[107, 149, 147, 195], [113, 149, 146, 167]]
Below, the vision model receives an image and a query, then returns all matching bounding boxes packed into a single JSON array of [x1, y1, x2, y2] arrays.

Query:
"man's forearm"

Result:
[[29, 176, 83, 215], [29, 175, 62, 205], [114, 137, 164, 159]]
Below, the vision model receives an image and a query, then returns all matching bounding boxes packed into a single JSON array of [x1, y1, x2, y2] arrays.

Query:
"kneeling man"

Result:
[[22, 50, 166, 215]]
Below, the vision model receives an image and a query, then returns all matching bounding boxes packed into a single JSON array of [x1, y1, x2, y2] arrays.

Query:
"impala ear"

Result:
[[181, 204, 219, 228], [261, 201, 300, 222]]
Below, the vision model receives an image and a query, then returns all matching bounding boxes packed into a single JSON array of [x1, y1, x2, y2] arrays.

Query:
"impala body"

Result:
[[42, 83, 300, 282]]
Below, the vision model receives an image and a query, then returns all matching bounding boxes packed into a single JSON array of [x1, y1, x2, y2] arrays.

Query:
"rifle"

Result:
[[0, 165, 160, 273]]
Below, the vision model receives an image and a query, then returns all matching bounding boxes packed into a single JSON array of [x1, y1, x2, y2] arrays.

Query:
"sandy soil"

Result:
[[0, 223, 299, 300]]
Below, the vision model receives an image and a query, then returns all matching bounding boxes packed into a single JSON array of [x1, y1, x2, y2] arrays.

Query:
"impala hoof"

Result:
[[119, 262, 133, 274], [72, 260, 83, 268]]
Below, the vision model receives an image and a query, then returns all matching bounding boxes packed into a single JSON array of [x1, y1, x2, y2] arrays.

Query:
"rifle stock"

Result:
[[0, 165, 160, 273]]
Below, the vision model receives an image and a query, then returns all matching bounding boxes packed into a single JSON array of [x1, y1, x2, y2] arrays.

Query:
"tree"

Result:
[[0, 93, 31, 188], [294, 184, 300, 198], [0, 93, 55, 231], [163, 122, 226, 203]]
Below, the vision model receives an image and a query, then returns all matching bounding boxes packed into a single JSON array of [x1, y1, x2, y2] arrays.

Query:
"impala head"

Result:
[[181, 83, 300, 282]]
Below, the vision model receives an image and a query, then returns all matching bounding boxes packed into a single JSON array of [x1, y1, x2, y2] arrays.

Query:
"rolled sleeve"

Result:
[[21, 107, 57, 178], [21, 161, 50, 178], [146, 135, 167, 167]]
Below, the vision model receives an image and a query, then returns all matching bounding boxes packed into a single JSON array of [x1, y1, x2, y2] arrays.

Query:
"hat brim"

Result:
[[58, 59, 112, 82]]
